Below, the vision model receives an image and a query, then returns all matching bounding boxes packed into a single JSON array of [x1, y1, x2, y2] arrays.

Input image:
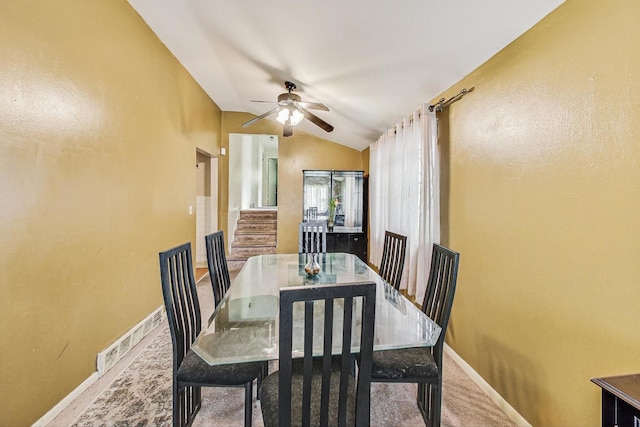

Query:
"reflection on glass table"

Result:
[[192, 253, 441, 365]]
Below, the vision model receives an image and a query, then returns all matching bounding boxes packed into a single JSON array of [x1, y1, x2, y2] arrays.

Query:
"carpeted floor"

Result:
[[49, 276, 516, 427]]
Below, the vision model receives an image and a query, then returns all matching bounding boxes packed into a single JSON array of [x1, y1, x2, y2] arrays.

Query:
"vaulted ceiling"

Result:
[[128, 0, 564, 151]]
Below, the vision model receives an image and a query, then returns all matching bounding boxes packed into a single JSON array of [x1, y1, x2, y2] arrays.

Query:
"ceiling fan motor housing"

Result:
[[278, 92, 301, 104]]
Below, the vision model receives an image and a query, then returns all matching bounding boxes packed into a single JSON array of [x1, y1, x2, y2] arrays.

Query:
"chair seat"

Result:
[[177, 349, 265, 386], [370, 347, 438, 381], [260, 365, 357, 427]]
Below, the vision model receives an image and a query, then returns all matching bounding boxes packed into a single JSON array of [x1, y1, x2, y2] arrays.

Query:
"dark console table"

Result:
[[326, 229, 367, 262], [592, 374, 640, 426]]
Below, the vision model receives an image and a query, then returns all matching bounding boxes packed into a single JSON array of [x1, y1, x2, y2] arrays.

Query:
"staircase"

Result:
[[227, 209, 277, 270]]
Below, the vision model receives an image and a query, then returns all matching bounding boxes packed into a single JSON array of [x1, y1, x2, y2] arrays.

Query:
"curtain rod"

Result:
[[428, 87, 474, 112]]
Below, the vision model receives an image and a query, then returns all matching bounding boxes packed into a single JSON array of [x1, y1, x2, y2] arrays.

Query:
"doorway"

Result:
[[195, 150, 219, 269], [264, 157, 278, 206], [228, 134, 278, 241]]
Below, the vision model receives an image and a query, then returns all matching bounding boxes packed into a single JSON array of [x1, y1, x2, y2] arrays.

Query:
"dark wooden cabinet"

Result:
[[592, 374, 640, 427], [326, 232, 367, 262], [302, 169, 368, 262]]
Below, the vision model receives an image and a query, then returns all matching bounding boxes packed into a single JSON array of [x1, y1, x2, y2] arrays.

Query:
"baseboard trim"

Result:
[[444, 344, 532, 427], [32, 372, 99, 427], [96, 306, 164, 377], [196, 271, 208, 283]]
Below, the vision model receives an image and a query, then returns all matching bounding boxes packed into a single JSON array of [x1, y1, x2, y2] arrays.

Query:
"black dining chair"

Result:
[[306, 207, 318, 221], [369, 243, 460, 427], [298, 221, 328, 254], [378, 230, 407, 291], [260, 281, 377, 427], [159, 242, 264, 427], [205, 231, 270, 393], [205, 230, 231, 307]]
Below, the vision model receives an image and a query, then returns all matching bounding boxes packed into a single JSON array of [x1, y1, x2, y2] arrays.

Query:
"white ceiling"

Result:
[[128, 0, 564, 151]]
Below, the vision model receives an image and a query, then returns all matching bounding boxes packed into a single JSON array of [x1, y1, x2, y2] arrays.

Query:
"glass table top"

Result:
[[192, 253, 441, 365]]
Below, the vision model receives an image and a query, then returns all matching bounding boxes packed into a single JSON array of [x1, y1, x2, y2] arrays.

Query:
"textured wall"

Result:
[[441, 0, 640, 425], [0, 2, 221, 424]]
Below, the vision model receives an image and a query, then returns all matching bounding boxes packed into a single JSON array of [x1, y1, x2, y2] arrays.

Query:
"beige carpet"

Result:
[[49, 275, 516, 427]]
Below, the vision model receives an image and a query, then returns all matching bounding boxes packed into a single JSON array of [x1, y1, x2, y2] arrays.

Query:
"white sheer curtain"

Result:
[[369, 106, 439, 301]]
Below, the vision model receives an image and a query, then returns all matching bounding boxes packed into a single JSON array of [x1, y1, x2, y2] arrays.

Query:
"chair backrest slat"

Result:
[[159, 243, 201, 373], [320, 300, 334, 426], [338, 295, 354, 426], [422, 243, 460, 360], [279, 282, 376, 427], [298, 221, 328, 253], [302, 300, 314, 427], [379, 231, 407, 290]]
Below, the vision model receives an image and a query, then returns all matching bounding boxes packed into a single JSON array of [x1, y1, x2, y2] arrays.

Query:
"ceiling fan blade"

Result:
[[249, 100, 275, 104], [303, 109, 334, 133], [241, 107, 281, 128], [283, 124, 293, 137], [299, 101, 329, 111]]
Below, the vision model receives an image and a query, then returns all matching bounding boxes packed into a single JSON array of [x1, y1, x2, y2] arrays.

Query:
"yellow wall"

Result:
[[0, 2, 221, 424], [221, 112, 364, 252], [361, 147, 370, 176], [441, 0, 640, 425], [9, 0, 631, 425]]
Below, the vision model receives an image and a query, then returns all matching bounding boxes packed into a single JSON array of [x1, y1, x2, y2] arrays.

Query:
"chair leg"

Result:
[[256, 362, 269, 400], [244, 381, 253, 427], [175, 384, 202, 427], [257, 373, 262, 401], [173, 382, 180, 427], [257, 362, 268, 400], [432, 384, 442, 427], [417, 381, 441, 427], [417, 383, 427, 426]]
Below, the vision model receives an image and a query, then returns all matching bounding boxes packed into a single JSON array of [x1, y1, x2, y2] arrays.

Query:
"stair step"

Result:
[[227, 254, 248, 271], [240, 208, 277, 214], [237, 219, 277, 224], [234, 229, 276, 235], [230, 210, 278, 271], [227, 260, 246, 271], [238, 211, 277, 221], [233, 235, 277, 245], [230, 245, 276, 257], [236, 221, 277, 231]]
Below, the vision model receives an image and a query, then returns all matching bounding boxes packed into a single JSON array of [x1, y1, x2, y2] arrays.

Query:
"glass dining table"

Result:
[[192, 252, 441, 365]]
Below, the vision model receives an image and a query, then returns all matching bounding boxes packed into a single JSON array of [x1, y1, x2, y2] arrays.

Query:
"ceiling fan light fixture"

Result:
[[242, 81, 333, 133], [276, 105, 304, 126], [290, 107, 304, 125]]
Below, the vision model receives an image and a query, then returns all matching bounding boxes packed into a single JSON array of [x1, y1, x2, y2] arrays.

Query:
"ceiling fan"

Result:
[[241, 81, 334, 137]]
